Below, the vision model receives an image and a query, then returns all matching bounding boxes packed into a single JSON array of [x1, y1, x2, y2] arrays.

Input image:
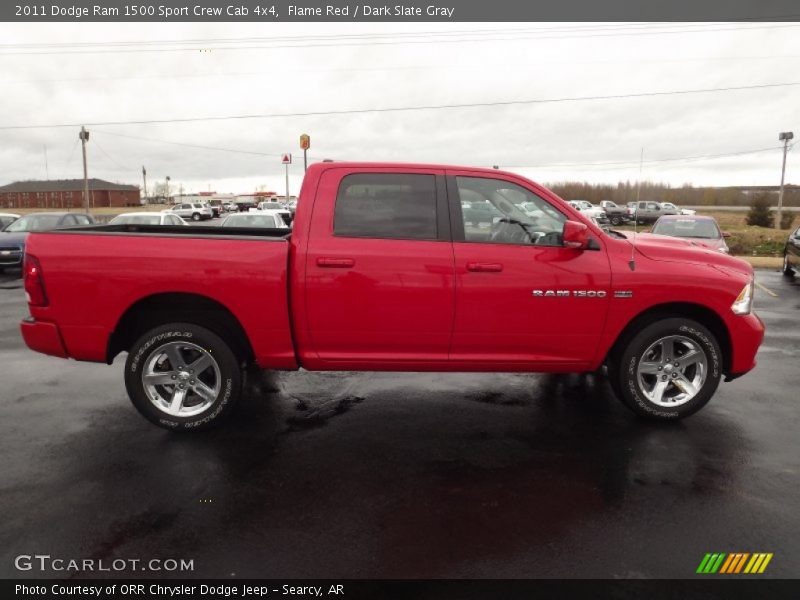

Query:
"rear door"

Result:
[[303, 168, 455, 365], [447, 171, 611, 367]]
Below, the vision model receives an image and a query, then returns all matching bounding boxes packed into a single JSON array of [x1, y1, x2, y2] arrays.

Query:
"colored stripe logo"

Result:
[[696, 553, 773, 574]]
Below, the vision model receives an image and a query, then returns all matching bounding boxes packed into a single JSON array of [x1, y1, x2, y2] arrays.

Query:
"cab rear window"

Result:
[[334, 173, 437, 240]]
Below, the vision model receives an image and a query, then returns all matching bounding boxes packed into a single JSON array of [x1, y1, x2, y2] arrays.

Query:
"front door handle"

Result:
[[466, 262, 503, 272], [317, 257, 355, 268]]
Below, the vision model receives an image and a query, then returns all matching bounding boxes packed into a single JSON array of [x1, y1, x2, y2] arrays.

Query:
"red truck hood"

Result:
[[629, 233, 752, 277]]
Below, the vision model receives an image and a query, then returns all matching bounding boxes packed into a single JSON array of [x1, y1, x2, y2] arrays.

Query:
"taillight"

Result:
[[24, 254, 48, 307]]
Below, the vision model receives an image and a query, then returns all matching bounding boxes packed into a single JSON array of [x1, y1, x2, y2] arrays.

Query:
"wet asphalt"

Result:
[[0, 268, 797, 579]]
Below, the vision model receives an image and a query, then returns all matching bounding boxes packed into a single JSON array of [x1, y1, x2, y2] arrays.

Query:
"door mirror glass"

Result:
[[563, 220, 589, 249]]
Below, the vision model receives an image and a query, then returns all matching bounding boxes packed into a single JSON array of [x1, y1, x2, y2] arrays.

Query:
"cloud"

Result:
[[0, 21, 797, 192]]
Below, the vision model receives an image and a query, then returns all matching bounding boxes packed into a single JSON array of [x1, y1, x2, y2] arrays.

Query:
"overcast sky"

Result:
[[0, 21, 798, 194]]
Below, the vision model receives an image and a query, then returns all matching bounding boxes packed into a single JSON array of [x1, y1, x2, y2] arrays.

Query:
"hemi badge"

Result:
[[614, 290, 633, 298]]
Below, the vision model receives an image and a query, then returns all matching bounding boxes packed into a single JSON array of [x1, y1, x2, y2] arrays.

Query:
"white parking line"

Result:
[[755, 281, 778, 298]]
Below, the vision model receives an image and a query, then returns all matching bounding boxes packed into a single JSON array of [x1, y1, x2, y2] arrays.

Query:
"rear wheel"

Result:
[[191, 212, 201, 221], [124, 323, 242, 431], [610, 318, 722, 419], [610, 216, 621, 226], [783, 253, 795, 277]]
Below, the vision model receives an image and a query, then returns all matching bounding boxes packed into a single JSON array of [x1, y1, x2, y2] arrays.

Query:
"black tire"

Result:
[[124, 323, 242, 431], [610, 216, 621, 226], [191, 213, 201, 221], [783, 253, 795, 277], [611, 318, 722, 420]]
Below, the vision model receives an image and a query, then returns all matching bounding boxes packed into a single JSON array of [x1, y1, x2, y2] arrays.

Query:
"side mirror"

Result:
[[722, 231, 731, 238], [563, 220, 589, 249]]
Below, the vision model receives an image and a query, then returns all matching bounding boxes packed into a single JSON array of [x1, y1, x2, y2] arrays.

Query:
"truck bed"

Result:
[[24, 225, 297, 369]]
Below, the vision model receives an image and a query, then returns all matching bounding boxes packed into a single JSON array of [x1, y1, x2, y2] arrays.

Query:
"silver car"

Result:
[[168, 202, 213, 222]]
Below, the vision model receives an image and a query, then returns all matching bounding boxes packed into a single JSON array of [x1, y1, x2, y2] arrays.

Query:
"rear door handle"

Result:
[[317, 257, 355, 268], [466, 262, 503, 272]]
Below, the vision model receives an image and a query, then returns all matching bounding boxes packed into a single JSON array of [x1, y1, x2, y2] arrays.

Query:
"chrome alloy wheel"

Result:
[[636, 335, 708, 407], [142, 341, 221, 417]]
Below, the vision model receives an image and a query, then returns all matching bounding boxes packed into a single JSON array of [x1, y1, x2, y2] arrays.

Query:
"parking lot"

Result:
[[0, 267, 797, 579]]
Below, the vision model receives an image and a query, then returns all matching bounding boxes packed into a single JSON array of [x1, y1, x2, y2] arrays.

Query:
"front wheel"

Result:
[[124, 323, 242, 431], [191, 212, 201, 221], [783, 253, 795, 277], [610, 216, 621, 226], [611, 318, 722, 419]]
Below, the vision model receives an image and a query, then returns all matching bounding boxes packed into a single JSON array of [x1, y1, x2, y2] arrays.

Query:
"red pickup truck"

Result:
[[20, 162, 764, 430]]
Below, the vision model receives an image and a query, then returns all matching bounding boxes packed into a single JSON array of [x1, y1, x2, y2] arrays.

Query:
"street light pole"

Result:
[[79, 126, 90, 214], [776, 131, 794, 229]]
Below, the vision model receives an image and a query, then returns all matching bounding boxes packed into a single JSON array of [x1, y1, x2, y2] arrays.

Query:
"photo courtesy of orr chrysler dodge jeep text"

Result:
[[19, 163, 764, 431]]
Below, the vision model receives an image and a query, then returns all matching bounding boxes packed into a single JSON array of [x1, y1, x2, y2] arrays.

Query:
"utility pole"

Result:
[[79, 126, 90, 214], [142, 166, 148, 204], [165, 176, 171, 205], [44, 145, 49, 180], [776, 132, 794, 229]]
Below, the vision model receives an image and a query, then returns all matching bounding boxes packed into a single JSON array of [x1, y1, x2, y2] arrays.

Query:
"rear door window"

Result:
[[334, 173, 437, 240]]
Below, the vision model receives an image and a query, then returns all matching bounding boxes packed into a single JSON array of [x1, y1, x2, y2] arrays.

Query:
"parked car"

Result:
[[783, 224, 800, 277], [20, 162, 763, 431], [207, 200, 225, 218], [651, 215, 730, 253], [660, 202, 695, 216], [462, 199, 504, 228], [568, 200, 609, 224], [168, 202, 213, 221], [0, 211, 94, 273], [599, 200, 631, 226], [286, 200, 298, 216], [256, 201, 292, 225], [222, 202, 238, 212], [221, 211, 289, 229], [0, 212, 20, 230], [629, 201, 679, 224], [109, 212, 187, 226]]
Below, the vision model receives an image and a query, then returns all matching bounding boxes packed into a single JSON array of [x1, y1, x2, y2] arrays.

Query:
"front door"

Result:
[[448, 172, 612, 367]]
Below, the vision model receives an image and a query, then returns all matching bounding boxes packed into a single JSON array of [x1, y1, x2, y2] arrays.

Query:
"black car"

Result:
[[783, 224, 800, 277], [0, 212, 95, 273]]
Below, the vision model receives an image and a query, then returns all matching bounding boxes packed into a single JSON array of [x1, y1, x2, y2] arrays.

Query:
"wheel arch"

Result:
[[107, 292, 255, 366], [605, 302, 732, 375]]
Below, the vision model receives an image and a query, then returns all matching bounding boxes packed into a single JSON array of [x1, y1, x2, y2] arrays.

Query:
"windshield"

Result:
[[222, 214, 280, 228], [0, 216, 17, 230], [652, 218, 720, 239], [4, 214, 62, 232], [109, 215, 162, 226]]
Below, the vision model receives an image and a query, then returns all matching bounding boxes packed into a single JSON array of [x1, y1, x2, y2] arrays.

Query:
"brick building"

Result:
[[0, 179, 140, 209]]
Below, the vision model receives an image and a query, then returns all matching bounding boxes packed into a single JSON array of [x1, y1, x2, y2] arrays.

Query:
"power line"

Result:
[[1, 23, 798, 56], [91, 137, 135, 171], [6, 53, 800, 86], [0, 22, 789, 50], [96, 130, 284, 157], [501, 146, 784, 169], [501, 146, 788, 172], [2, 80, 799, 130]]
